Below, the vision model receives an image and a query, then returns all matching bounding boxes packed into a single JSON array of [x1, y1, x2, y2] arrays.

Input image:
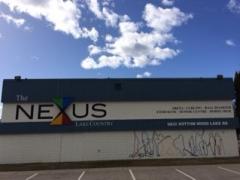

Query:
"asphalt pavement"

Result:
[[1, 164, 240, 180]]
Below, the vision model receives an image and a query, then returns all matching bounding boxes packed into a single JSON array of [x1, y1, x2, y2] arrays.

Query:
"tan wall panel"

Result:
[[0, 134, 61, 164]]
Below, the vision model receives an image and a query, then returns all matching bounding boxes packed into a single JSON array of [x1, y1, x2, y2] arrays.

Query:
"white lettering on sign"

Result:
[[16, 95, 28, 102]]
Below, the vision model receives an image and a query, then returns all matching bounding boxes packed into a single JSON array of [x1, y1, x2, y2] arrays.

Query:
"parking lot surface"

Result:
[[1, 164, 240, 180]]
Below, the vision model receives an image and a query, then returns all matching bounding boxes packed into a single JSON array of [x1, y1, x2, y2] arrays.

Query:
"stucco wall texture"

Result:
[[0, 130, 238, 164]]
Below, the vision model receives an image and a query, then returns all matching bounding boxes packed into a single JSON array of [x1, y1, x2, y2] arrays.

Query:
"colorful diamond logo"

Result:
[[50, 97, 73, 125]]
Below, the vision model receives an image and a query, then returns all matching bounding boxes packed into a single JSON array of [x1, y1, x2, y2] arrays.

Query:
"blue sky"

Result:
[[0, 0, 240, 115]]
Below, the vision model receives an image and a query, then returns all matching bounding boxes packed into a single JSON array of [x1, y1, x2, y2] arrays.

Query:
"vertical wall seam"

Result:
[[59, 134, 63, 163]]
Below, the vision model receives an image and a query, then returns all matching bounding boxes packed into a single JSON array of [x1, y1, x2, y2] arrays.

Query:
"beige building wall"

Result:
[[0, 129, 238, 164], [0, 100, 237, 164]]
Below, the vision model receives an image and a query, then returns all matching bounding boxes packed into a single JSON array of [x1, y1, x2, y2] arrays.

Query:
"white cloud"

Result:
[[105, 34, 113, 42], [162, 0, 175, 6], [23, 25, 33, 31], [0, 0, 98, 41], [81, 27, 99, 42], [81, 57, 98, 69], [119, 21, 139, 34], [88, 44, 102, 55], [0, 33, 2, 39], [81, 3, 192, 69], [136, 71, 152, 78], [85, 0, 129, 27], [143, 4, 193, 33], [225, 39, 236, 46], [86, 0, 103, 19], [102, 7, 119, 27], [0, 12, 25, 27], [228, 0, 240, 13], [81, 55, 122, 69], [102, 0, 113, 7]]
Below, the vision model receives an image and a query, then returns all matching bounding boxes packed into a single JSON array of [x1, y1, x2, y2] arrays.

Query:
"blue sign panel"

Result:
[[0, 118, 238, 134]]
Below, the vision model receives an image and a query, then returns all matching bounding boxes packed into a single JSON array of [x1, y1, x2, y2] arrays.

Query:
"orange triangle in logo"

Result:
[[50, 114, 63, 125]]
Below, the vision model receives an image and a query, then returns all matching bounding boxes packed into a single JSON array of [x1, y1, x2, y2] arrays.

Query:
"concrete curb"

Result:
[[1, 157, 240, 171]]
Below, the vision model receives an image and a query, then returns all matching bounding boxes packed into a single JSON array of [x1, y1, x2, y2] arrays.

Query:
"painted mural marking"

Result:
[[129, 130, 225, 158]]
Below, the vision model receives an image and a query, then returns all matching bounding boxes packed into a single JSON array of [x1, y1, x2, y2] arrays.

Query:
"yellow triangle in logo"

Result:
[[50, 114, 63, 125]]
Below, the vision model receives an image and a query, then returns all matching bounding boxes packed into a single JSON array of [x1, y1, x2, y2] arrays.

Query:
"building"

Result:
[[0, 77, 239, 164]]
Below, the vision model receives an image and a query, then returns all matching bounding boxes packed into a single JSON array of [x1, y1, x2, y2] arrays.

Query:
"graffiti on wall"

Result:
[[129, 130, 225, 158]]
